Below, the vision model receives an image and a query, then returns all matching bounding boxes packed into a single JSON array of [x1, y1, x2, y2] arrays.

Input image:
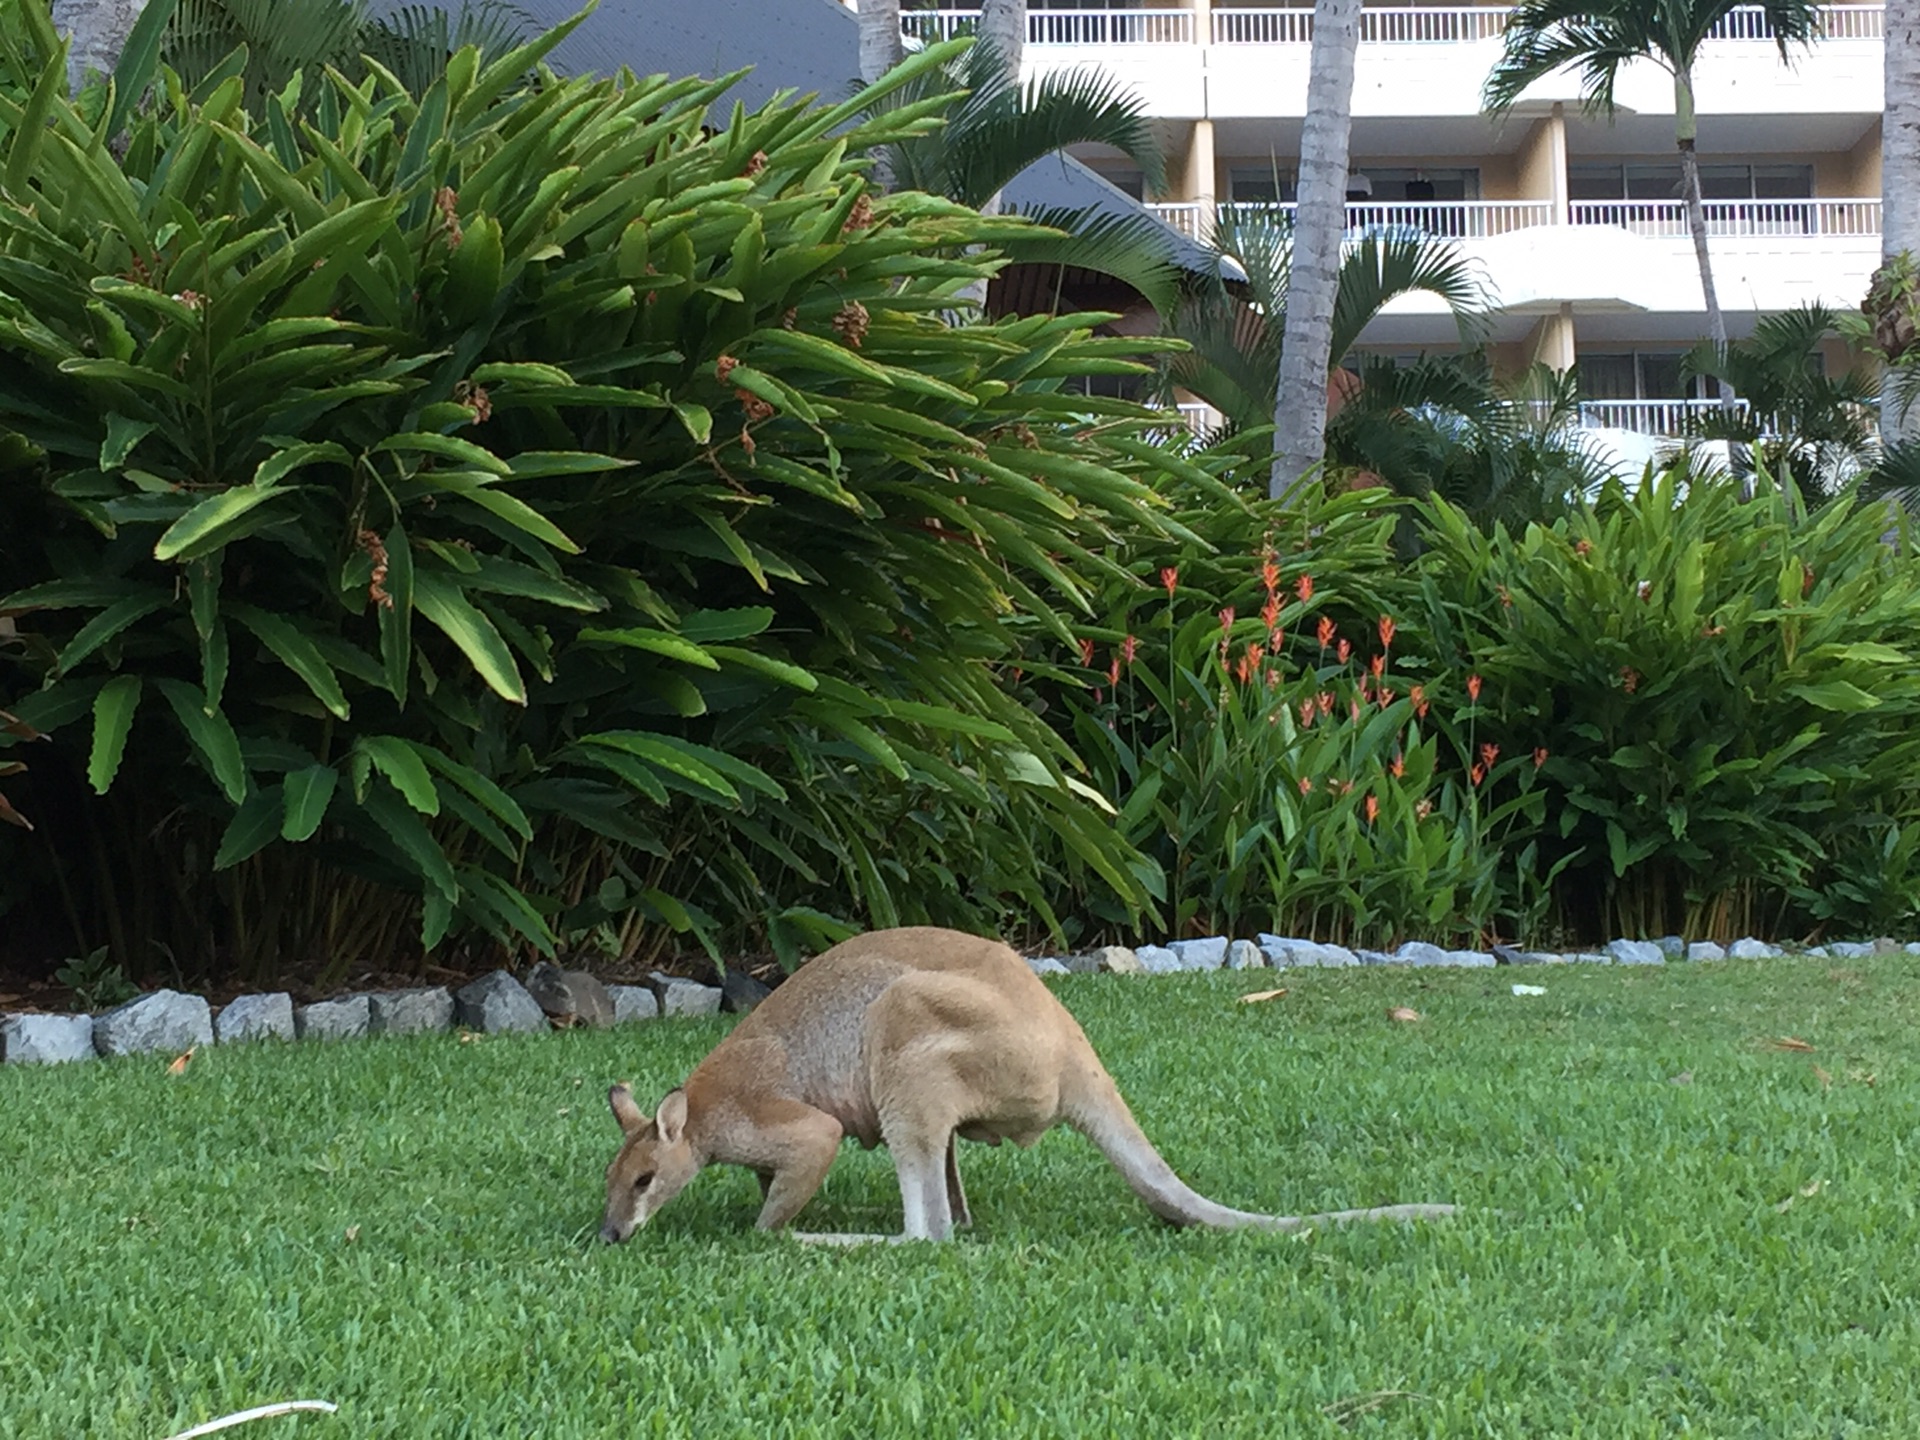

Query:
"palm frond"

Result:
[[998, 205, 1187, 319], [1329, 232, 1489, 362], [945, 65, 1164, 208]]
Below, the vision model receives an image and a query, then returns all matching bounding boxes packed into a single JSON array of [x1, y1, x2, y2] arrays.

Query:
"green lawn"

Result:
[[4, 955, 1917, 1438]]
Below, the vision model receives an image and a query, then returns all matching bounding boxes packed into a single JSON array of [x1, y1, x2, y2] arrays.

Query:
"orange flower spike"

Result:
[[1318, 690, 1334, 717], [1410, 683, 1428, 718], [1349, 698, 1362, 721], [1480, 742, 1500, 767], [1316, 615, 1335, 651], [1336, 638, 1352, 665], [1299, 698, 1317, 726], [1365, 793, 1379, 824], [1235, 651, 1254, 685], [1261, 595, 1281, 633], [1160, 566, 1179, 597], [1296, 574, 1314, 603], [1377, 687, 1394, 711], [1467, 673, 1483, 703], [1369, 654, 1385, 679], [1121, 634, 1139, 666], [1078, 637, 1096, 668], [1533, 746, 1549, 770], [1470, 762, 1486, 787], [1390, 750, 1406, 779], [1378, 615, 1396, 649], [1298, 776, 1313, 794], [1108, 656, 1121, 686], [1261, 556, 1281, 595], [1219, 606, 1236, 631]]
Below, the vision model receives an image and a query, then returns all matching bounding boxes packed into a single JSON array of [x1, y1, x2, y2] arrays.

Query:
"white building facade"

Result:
[[893, 1, 1885, 440]]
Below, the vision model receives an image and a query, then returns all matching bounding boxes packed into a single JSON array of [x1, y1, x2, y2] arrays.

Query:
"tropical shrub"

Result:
[[0, 22, 1180, 981], [1409, 462, 1920, 941], [1017, 448, 1552, 947]]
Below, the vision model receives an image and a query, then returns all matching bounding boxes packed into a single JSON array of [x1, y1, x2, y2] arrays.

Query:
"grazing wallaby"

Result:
[[598, 927, 1455, 1243]]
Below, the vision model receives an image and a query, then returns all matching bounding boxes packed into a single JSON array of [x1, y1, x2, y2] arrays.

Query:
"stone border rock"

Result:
[[5, 935, 1915, 1065]]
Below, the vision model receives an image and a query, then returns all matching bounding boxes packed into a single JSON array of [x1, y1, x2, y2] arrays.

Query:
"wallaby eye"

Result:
[[633, 1172, 655, 1191]]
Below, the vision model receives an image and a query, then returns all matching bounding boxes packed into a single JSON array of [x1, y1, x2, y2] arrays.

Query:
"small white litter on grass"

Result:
[[1511, 984, 1547, 997]]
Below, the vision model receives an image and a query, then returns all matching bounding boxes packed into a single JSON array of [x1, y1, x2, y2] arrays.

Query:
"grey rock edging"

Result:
[[6, 931, 1910, 1067]]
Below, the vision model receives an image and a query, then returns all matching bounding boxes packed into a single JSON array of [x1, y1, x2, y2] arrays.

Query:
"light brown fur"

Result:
[[599, 926, 1455, 1243]]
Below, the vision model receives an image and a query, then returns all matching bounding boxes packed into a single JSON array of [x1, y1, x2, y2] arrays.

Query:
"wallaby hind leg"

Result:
[[893, 1133, 956, 1240], [945, 1135, 971, 1229]]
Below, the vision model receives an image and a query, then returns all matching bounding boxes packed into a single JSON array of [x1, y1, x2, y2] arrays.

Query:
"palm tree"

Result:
[[1881, 0, 1920, 450], [1483, 0, 1823, 405], [1270, 0, 1364, 499], [1329, 360, 1608, 529], [51, 0, 148, 90], [1680, 304, 1878, 501], [1167, 208, 1487, 435]]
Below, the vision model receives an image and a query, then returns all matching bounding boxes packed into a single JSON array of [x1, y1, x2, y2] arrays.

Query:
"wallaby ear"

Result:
[[656, 1089, 688, 1144], [608, 1083, 647, 1134]]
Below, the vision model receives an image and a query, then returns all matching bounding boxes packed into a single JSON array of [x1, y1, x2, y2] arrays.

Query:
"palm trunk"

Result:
[[1883, 0, 1920, 448], [52, 0, 147, 92], [859, 0, 905, 192], [1271, 0, 1363, 499], [1674, 68, 1734, 410], [979, 0, 1025, 80], [976, 0, 1026, 217]]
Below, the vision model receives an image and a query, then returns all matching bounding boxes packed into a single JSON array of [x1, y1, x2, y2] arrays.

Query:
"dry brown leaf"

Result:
[[1770, 1036, 1815, 1053], [166, 1047, 195, 1075], [1813, 1065, 1833, 1089], [1237, 988, 1290, 1004], [457, 1030, 482, 1044], [1669, 1070, 1693, 1086], [344, 1225, 361, 1244], [1388, 1006, 1422, 1023]]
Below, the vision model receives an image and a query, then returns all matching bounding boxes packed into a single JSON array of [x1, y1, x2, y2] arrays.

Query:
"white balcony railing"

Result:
[[1578, 399, 1735, 436], [1244, 199, 1556, 237], [900, 3, 1885, 48], [1212, 5, 1506, 45], [1143, 196, 1880, 249], [901, 7, 1195, 45], [1145, 201, 1208, 239], [1567, 198, 1882, 237]]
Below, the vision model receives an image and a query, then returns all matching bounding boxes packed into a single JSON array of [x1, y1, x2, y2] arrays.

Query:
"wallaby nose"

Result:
[[598, 1220, 623, 1244]]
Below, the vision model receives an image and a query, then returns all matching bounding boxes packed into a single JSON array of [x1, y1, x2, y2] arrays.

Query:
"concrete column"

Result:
[[1191, 0, 1213, 47], [1547, 103, 1569, 224], [1531, 303, 1576, 373], [1186, 117, 1217, 234]]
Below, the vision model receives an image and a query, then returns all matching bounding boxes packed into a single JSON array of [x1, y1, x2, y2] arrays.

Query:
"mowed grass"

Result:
[[4, 956, 1919, 1439]]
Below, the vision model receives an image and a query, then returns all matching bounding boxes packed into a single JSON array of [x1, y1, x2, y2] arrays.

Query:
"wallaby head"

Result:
[[599, 1084, 699, 1243]]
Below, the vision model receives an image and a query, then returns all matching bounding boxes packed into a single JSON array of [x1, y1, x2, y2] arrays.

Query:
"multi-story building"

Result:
[[897, 1, 1885, 447]]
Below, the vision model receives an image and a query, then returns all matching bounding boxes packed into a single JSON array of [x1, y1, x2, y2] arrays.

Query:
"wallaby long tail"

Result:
[[1065, 1072, 1456, 1232]]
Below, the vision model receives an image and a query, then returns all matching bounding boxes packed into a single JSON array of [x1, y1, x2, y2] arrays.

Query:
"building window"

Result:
[[1348, 168, 1481, 202], [1577, 351, 1713, 402], [1230, 167, 1294, 203], [1569, 162, 1813, 201]]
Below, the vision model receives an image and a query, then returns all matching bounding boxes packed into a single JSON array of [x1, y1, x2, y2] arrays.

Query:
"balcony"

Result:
[[902, 4, 1884, 48], [1577, 399, 1734, 436], [1145, 197, 1882, 243], [904, 3, 1883, 118], [1566, 199, 1882, 238]]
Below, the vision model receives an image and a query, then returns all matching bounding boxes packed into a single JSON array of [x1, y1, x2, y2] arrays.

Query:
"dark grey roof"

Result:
[[489, 0, 861, 110], [1002, 150, 1230, 277]]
